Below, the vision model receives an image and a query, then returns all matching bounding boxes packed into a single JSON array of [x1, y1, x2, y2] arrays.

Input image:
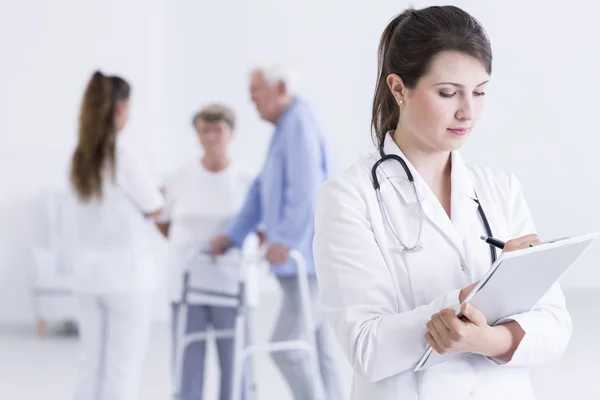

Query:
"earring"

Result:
[[399, 99, 404, 104]]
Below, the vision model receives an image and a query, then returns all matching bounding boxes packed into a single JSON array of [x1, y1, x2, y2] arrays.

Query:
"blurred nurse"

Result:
[[69, 71, 163, 400]]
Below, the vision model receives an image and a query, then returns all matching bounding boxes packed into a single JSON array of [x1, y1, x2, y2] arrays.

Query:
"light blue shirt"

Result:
[[227, 98, 330, 276]]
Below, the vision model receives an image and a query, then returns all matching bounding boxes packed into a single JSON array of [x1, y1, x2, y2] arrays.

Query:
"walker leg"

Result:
[[173, 303, 188, 399], [292, 251, 326, 400], [245, 309, 258, 400], [308, 349, 326, 400], [231, 312, 246, 400]]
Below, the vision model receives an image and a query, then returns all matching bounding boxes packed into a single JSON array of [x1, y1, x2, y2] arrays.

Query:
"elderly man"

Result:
[[210, 65, 343, 399]]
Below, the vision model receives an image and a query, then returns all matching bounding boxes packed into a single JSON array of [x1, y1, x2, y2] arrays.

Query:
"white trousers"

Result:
[[73, 293, 154, 400]]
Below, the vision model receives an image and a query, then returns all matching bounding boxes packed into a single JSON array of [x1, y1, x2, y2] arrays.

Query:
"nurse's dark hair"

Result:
[[371, 6, 492, 145], [70, 71, 130, 201]]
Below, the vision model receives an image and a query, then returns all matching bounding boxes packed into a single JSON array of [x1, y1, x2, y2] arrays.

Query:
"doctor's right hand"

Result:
[[459, 234, 541, 303], [209, 235, 234, 256], [502, 233, 541, 253]]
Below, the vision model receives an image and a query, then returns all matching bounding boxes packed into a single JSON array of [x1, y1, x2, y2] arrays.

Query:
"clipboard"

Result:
[[414, 231, 600, 371]]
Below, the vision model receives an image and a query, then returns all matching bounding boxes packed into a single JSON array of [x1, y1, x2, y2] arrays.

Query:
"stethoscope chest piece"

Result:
[[392, 243, 425, 254]]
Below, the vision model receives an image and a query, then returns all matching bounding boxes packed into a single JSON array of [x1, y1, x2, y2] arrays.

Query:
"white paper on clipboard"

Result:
[[414, 232, 599, 371]]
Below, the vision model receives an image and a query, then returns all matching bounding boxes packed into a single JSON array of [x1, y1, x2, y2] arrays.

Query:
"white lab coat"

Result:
[[313, 134, 572, 400], [69, 143, 163, 294], [68, 141, 163, 400]]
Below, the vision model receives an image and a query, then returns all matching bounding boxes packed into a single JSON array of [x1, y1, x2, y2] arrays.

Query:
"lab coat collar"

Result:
[[450, 150, 477, 202], [378, 132, 479, 258], [377, 133, 425, 205], [378, 133, 477, 204], [450, 151, 481, 249]]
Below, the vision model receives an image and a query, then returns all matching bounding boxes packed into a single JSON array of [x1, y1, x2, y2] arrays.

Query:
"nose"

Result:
[[455, 95, 474, 122]]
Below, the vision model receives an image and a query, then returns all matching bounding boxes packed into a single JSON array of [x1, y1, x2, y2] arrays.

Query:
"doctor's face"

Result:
[[396, 51, 490, 152], [195, 120, 232, 157]]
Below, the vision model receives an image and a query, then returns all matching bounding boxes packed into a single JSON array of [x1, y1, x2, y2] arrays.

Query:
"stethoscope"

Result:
[[371, 142, 497, 264]]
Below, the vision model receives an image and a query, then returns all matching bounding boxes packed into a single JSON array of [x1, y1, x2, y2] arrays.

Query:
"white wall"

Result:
[[166, 0, 267, 175], [2, 0, 599, 327]]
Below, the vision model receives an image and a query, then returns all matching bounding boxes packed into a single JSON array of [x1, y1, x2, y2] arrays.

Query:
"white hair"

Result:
[[253, 63, 300, 96]]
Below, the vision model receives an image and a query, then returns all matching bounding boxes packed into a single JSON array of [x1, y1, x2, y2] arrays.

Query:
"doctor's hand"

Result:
[[266, 243, 290, 265], [503, 233, 541, 253], [459, 281, 479, 304], [425, 302, 492, 356], [209, 235, 234, 256]]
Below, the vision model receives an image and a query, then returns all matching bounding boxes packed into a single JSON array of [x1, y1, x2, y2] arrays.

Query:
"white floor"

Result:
[[0, 289, 598, 400]]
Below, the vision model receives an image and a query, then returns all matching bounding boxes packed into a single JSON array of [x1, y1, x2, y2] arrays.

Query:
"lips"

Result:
[[447, 127, 470, 136]]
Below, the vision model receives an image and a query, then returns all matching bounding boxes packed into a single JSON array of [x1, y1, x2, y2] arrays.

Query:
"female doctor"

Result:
[[313, 5, 572, 400]]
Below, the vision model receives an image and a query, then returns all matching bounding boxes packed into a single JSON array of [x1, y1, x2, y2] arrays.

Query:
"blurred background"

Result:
[[0, 0, 599, 399]]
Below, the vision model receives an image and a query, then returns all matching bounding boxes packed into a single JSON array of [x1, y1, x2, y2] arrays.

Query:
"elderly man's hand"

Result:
[[266, 243, 290, 265]]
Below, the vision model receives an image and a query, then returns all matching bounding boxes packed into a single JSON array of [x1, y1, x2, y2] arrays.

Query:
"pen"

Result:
[[480, 235, 506, 250]]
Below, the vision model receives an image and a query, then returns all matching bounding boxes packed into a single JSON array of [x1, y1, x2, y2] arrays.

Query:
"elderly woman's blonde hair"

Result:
[[192, 104, 236, 129]]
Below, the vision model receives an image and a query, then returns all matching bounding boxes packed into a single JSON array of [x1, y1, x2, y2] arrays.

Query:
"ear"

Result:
[[276, 80, 287, 95], [386, 74, 407, 106], [114, 99, 127, 117], [115, 101, 124, 114]]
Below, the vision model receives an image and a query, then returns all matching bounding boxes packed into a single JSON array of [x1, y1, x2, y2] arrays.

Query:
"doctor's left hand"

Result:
[[266, 243, 290, 265], [425, 302, 492, 356]]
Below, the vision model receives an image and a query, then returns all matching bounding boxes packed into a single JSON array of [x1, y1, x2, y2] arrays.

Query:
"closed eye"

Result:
[[439, 92, 456, 98], [439, 91, 486, 98]]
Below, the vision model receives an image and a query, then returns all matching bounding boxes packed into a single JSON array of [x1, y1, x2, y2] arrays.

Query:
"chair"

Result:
[[30, 189, 77, 337]]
